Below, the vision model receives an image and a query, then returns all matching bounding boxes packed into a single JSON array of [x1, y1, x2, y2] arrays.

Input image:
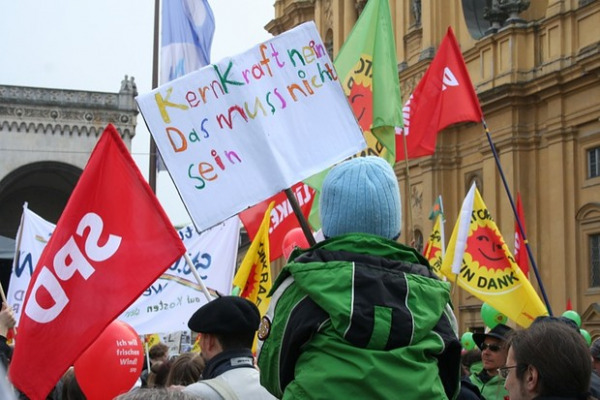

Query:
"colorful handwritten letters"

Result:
[[137, 22, 366, 232]]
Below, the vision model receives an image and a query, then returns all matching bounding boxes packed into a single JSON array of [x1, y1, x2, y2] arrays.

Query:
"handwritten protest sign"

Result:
[[119, 217, 240, 335], [137, 21, 366, 231]]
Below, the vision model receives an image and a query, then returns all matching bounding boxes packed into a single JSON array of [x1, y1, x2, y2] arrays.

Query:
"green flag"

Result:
[[336, 0, 403, 163], [429, 195, 444, 221], [305, 0, 403, 230]]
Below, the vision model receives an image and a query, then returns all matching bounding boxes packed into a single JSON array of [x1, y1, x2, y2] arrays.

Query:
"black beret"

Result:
[[188, 296, 260, 334]]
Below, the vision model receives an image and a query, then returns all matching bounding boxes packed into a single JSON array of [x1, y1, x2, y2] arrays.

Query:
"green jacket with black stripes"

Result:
[[257, 233, 461, 400]]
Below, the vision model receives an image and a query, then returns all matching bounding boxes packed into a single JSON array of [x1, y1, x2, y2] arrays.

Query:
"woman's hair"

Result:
[[61, 367, 86, 400], [166, 352, 205, 387], [149, 343, 170, 361], [152, 359, 173, 388]]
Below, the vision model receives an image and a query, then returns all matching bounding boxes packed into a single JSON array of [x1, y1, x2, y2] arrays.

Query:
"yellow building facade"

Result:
[[266, 0, 600, 335]]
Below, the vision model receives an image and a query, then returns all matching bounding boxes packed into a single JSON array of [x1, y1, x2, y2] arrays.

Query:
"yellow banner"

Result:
[[441, 186, 547, 327], [423, 214, 444, 279], [233, 202, 275, 352], [145, 333, 161, 349], [233, 201, 274, 316]]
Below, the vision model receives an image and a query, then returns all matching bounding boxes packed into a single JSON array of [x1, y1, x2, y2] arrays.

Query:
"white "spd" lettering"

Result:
[[25, 213, 122, 324]]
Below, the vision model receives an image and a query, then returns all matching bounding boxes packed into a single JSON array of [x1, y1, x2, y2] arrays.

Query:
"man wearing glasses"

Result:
[[469, 324, 513, 400], [500, 317, 593, 399]]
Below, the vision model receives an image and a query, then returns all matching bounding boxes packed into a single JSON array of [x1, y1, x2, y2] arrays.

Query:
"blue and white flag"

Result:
[[8, 204, 55, 326], [161, 0, 215, 84]]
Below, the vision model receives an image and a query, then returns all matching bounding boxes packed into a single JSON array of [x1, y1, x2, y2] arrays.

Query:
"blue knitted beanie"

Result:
[[320, 156, 402, 239]]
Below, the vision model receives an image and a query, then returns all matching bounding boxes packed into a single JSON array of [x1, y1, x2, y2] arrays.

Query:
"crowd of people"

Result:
[[1, 157, 600, 399]]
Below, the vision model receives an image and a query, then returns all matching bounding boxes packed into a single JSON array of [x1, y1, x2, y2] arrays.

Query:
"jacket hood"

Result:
[[273, 233, 453, 349]]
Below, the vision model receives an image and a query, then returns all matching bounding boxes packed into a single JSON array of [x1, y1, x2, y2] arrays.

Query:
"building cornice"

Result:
[[0, 81, 138, 139]]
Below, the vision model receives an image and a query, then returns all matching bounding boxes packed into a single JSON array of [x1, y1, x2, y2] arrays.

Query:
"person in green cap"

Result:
[[469, 323, 513, 400]]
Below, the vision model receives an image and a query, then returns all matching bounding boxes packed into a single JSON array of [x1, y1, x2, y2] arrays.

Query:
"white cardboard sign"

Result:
[[137, 21, 365, 231]]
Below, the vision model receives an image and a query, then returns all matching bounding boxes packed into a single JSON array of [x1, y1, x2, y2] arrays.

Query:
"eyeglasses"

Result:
[[480, 343, 502, 352], [497, 365, 518, 379]]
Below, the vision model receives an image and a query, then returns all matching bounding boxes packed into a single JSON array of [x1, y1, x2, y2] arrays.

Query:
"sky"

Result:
[[0, 0, 274, 226]]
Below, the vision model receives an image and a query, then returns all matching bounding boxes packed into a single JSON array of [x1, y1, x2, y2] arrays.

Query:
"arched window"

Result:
[[413, 229, 424, 254], [465, 170, 483, 197], [325, 29, 334, 61], [462, 0, 493, 39], [576, 203, 600, 288]]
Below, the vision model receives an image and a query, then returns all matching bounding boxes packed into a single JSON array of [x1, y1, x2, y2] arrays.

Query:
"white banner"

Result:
[[8, 205, 55, 326], [137, 21, 366, 232], [7, 206, 240, 335], [119, 217, 240, 335]]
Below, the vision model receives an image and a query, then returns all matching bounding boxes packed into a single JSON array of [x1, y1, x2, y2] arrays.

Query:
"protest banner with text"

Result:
[[9, 209, 239, 336], [119, 217, 240, 334], [137, 21, 366, 232]]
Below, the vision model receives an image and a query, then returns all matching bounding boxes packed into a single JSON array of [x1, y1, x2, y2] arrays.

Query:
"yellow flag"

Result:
[[233, 201, 274, 352], [441, 184, 548, 327], [191, 334, 201, 353], [145, 334, 161, 349], [423, 213, 445, 279], [233, 201, 274, 316]]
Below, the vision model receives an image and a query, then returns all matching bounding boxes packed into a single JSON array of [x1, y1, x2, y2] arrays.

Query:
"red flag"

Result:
[[239, 182, 314, 261], [9, 125, 186, 400], [514, 193, 529, 279], [396, 26, 483, 161]]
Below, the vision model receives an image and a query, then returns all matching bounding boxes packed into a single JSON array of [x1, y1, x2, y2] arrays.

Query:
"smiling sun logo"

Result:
[[349, 83, 373, 133], [459, 216, 521, 295], [466, 224, 511, 272]]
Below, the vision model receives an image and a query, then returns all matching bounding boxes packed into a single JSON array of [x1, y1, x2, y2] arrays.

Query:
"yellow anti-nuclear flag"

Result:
[[441, 184, 548, 328], [233, 201, 274, 318], [423, 213, 445, 279], [233, 201, 274, 352]]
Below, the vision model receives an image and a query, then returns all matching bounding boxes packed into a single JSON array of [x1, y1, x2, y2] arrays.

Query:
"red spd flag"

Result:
[[239, 182, 314, 261], [9, 125, 186, 400], [396, 26, 483, 161], [514, 193, 529, 278]]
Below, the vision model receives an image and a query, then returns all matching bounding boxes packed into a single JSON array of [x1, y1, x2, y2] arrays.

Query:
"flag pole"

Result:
[[482, 119, 553, 315], [400, 133, 415, 246], [183, 253, 213, 302], [148, 0, 160, 193], [285, 188, 317, 246], [439, 195, 446, 258], [144, 335, 151, 372]]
